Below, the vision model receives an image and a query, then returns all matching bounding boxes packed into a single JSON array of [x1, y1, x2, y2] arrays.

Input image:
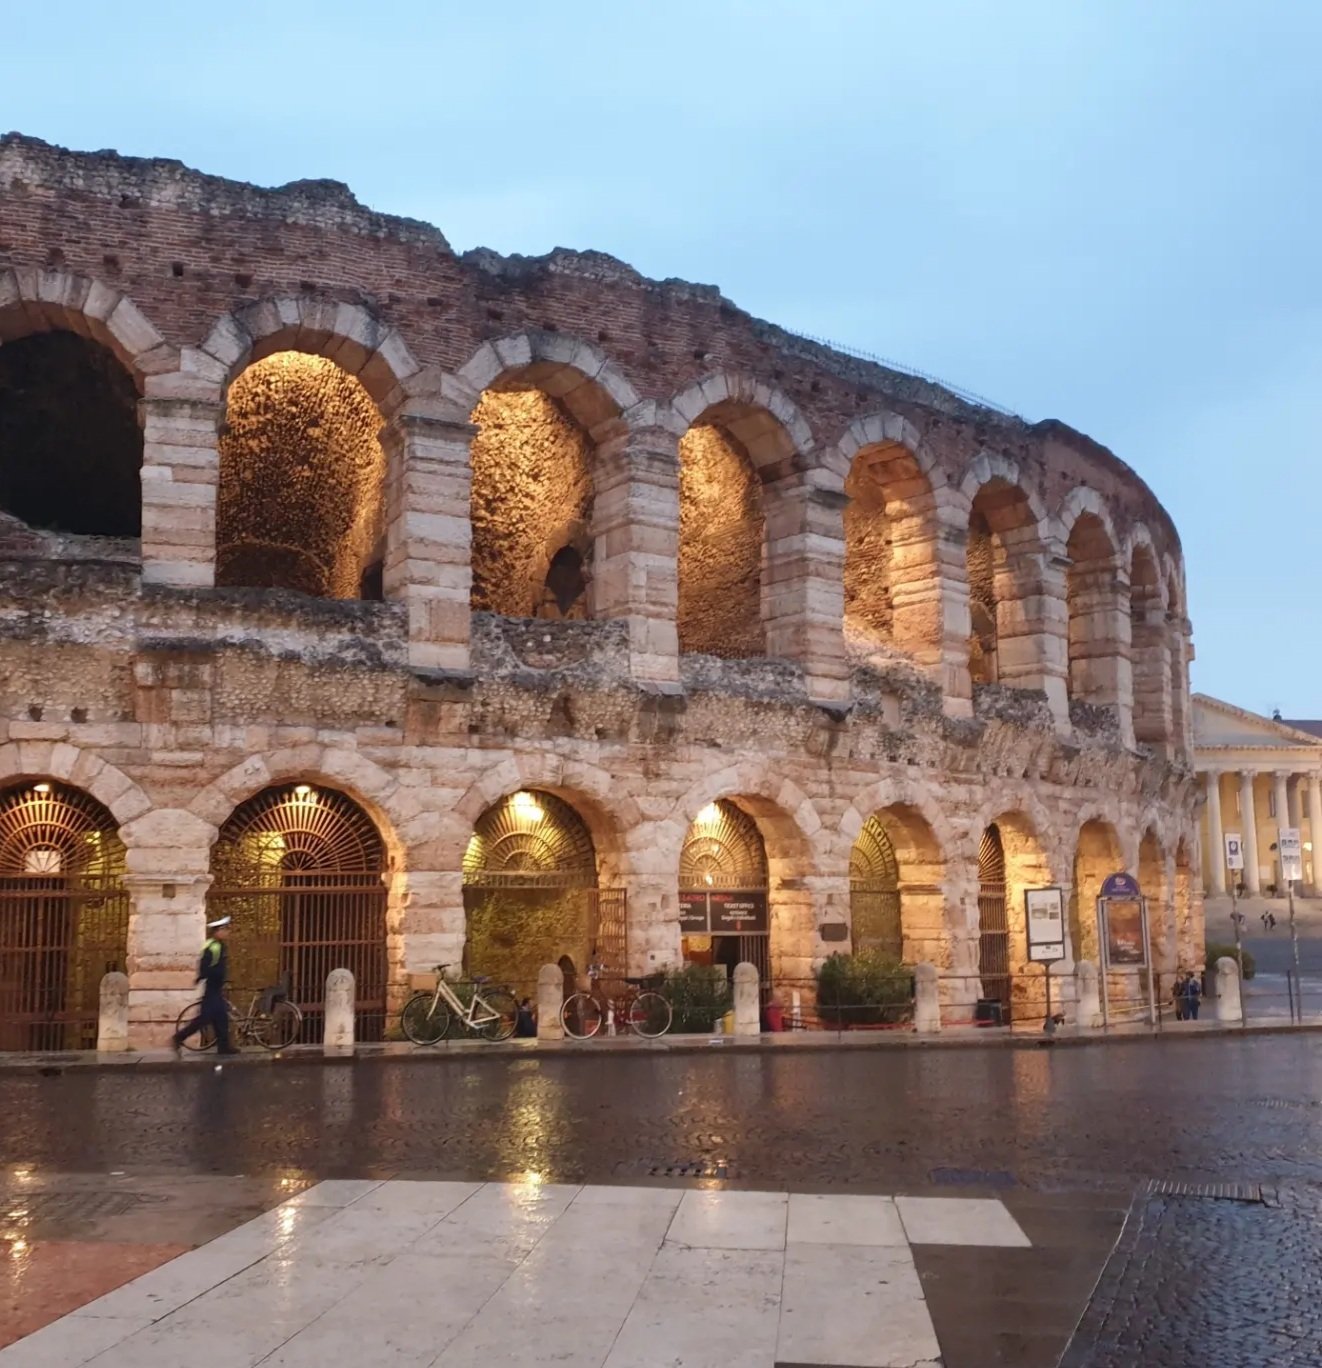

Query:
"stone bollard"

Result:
[[913, 962, 941, 1034], [537, 963, 564, 1040], [1075, 960, 1103, 1029], [1215, 957, 1243, 1023], [323, 968, 355, 1056], [97, 971, 129, 1053], [733, 962, 761, 1036]]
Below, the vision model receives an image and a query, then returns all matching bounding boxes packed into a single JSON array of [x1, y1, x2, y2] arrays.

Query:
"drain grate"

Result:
[[1145, 1179, 1266, 1203], [0, 1190, 148, 1225], [929, 1167, 1017, 1188], [646, 1162, 736, 1180]]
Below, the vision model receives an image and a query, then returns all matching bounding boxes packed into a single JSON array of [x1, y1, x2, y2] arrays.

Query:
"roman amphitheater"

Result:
[[0, 134, 1201, 1048]]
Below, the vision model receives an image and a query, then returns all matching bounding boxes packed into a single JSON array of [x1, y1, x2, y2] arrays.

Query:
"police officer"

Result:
[[172, 916, 238, 1055]]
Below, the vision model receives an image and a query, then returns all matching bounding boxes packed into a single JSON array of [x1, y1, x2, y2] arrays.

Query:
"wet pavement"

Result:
[[0, 1033, 1320, 1364]]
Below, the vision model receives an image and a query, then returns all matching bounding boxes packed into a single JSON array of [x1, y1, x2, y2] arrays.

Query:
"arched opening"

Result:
[[977, 813, 1050, 1023], [850, 805, 945, 964], [0, 780, 128, 1051], [679, 799, 771, 988], [677, 405, 776, 658], [843, 442, 936, 665], [1068, 819, 1124, 965], [469, 381, 597, 620], [1129, 545, 1168, 745], [1139, 828, 1172, 972], [208, 783, 389, 1040], [1065, 513, 1121, 709], [216, 352, 386, 599], [0, 331, 141, 537], [966, 480, 1040, 688], [463, 790, 616, 992]]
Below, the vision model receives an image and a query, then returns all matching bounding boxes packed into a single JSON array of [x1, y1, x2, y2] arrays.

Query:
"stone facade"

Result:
[[0, 133, 1202, 1045]]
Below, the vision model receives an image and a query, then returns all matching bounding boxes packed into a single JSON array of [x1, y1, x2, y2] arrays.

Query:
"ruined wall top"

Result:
[[0, 131, 1181, 556]]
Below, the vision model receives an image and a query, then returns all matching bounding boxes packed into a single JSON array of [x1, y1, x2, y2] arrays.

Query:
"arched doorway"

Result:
[[977, 824, 1010, 1016], [966, 479, 1043, 689], [463, 791, 620, 991], [208, 784, 389, 1040], [0, 780, 128, 1051], [1069, 820, 1124, 965], [679, 800, 771, 988], [850, 817, 901, 959]]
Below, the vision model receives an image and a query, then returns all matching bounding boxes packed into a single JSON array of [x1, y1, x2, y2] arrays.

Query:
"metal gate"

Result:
[[977, 824, 1011, 1021], [209, 786, 388, 1043], [850, 814, 903, 959], [590, 886, 629, 981], [0, 783, 128, 1051]]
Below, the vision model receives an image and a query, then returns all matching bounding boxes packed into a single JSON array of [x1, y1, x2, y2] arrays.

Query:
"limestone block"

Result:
[[1214, 957, 1242, 1023], [324, 968, 356, 1055], [733, 962, 761, 1035], [537, 963, 564, 1040], [913, 963, 941, 1034], [97, 972, 130, 1052]]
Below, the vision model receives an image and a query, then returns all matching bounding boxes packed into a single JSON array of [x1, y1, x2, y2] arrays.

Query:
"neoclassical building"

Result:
[[1194, 695, 1322, 896], [0, 134, 1201, 1047]]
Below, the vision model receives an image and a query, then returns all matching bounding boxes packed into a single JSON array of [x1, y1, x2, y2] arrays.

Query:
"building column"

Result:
[[381, 399, 474, 673], [139, 394, 223, 588], [589, 423, 681, 687], [1288, 774, 1302, 831], [1239, 770, 1260, 895], [996, 537, 1069, 732], [1204, 771, 1225, 896], [1308, 772, 1322, 891], [1273, 770, 1292, 889]]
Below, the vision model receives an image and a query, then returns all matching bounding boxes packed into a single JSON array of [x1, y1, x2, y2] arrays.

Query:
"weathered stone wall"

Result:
[[0, 132, 1203, 1045]]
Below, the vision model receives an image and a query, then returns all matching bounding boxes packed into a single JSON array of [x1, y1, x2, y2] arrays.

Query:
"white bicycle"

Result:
[[399, 964, 518, 1044]]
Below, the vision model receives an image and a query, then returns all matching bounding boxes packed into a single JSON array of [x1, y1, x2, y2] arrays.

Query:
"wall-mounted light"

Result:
[[31, 783, 50, 794], [511, 790, 543, 822], [293, 785, 314, 800], [696, 802, 721, 826]]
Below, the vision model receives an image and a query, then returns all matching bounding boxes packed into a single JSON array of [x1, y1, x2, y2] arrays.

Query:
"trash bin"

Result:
[[974, 998, 1004, 1026], [720, 1010, 736, 1035]]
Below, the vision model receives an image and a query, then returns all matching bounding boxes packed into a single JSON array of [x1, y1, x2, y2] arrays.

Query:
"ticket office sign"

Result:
[[678, 890, 769, 934]]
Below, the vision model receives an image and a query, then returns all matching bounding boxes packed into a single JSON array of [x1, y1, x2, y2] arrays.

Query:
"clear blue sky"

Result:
[[8, 1, 1320, 713]]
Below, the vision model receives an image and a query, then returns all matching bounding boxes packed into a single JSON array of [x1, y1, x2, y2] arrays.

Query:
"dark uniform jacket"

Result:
[[196, 938, 228, 996]]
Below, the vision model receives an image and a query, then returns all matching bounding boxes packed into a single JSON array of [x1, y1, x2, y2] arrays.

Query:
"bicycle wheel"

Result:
[[253, 1000, 302, 1050], [401, 992, 450, 1045], [476, 986, 518, 1042], [561, 992, 604, 1040], [175, 1000, 214, 1052], [626, 991, 672, 1039]]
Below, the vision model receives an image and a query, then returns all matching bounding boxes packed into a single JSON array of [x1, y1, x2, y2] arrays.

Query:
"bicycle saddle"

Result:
[[470, 974, 489, 984]]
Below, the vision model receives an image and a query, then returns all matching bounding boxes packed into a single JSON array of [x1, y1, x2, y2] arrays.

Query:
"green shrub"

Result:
[[1206, 941, 1255, 979], [663, 964, 732, 1033], [815, 950, 914, 1026]]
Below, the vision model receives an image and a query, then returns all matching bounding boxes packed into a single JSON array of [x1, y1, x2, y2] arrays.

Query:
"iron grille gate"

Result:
[[208, 874, 388, 1043], [978, 882, 1011, 1020], [0, 875, 128, 1052], [590, 887, 628, 982]]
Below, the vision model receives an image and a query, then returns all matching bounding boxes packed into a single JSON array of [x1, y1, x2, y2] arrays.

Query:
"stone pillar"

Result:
[[1274, 771, 1291, 889], [537, 964, 564, 1041], [1308, 773, 1322, 890], [1074, 959, 1102, 1028], [913, 962, 941, 1033], [323, 968, 355, 1056], [762, 477, 850, 705], [1288, 775, 1302, 832], [396, 870, 466, 987], [1204, 772, 1225, 896], [997, 539, 1069, 730], [732, 962, 761, 1035], [622, 876, 682, 977], [1214, 957, 1243, 1023], [1067, 554, 1134, 746], [97, 972, 130, 1053], [1239, 771, 1261, 895], [589, 424, 680, 686], [930, 496, 976, 717], [381, 400, 474, 673], [139, 395, 223, 588], [122, 866, 213, 1051]]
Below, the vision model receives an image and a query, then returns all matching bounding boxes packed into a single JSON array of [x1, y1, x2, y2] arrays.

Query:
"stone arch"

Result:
[[1174, 834, 1195, 967], [1062, 506, 1125, 713], [972, 808, 1051, 1022], [0, 740, 151, 829], [959, 456, 1052, 690], [838, 412, 941, 666], [1069, 817, 1125, 965], [456, 334, 636, 622], [1165, 559, 1191, 753], [670, 376, 811, 660], [1138, 825, 1173, 974], [848, 801, 947, 966], [1128, 532, 1170, 746], [0, 271, 168, 541], [1053, 487, 1119, 555], [200, 296, 419, 414]]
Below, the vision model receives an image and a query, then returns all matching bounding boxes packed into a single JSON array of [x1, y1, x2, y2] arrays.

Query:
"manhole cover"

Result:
[[0, 1191, 147, 1224], [1145, 1179, 1266, 1203], [929, 1167, 1017, 1188]]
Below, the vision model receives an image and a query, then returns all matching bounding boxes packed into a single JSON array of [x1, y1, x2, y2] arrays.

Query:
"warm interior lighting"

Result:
[[511, 790, 544, 823], [293, 785, 314, 800], [696, 803, 721, 826], [31, 783, 49, 794]]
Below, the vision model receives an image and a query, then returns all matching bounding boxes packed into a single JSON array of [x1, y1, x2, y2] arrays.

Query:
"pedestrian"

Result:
[[1268, 911, 1277, 930], [1183, 973, 1202, 1021], [1261, 910, 1270, 930], [514, 997, 536, 1038], [172, 916, 237, 1055]]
